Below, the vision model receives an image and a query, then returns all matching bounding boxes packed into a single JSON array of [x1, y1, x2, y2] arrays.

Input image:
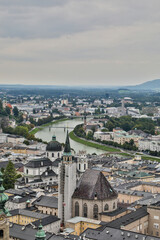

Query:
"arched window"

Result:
[[58, 153, 60, 157], [52, 153, 54, 157], [113, 202, 116, 209], [79, 164, 81, 170], [93, 204, 98, 219], [84, 164, 86, 170], [83, 203, 88, 218], [75, 202, 79, 216], [104, 204, 109, 211]]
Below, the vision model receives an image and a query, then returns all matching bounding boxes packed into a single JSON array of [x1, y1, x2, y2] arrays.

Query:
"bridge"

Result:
[[48, 126, 74, 131]]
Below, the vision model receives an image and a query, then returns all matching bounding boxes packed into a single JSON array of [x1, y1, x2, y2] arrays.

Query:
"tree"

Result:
[[13, 106, 19, 117], [5, 106, 11, 115], [3, 161, 17, 189]]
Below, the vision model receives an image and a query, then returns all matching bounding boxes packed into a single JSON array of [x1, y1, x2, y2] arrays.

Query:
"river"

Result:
[[35, 118, 106, 155]]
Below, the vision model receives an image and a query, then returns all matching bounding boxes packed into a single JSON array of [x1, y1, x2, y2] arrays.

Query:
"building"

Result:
[[24, 158, 57, 186], [72, 169, 118, 220], [58, 131, 77, 225], [0, 170, 10, 240], [33, 195, 58, 216], [46, 135, 63, 161]]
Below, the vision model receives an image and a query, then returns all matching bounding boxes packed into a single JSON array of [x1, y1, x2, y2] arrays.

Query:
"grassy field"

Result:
[[30, 118, 68, 135], [142, 156, 160, 162], [69, 131, 120, 152]]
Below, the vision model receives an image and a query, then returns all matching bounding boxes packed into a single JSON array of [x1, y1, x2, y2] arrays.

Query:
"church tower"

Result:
[[83, 108, 87, 130], [35, 223, 46, 240], [0, 170, 10, 240], [58, 131, 77, 226]]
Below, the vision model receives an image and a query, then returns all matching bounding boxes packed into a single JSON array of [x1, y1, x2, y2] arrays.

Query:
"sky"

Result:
[[0, 0, 160, 86]]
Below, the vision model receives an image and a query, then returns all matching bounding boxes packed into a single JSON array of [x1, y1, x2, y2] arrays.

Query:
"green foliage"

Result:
[[74, 124, 86, 138], [13, 106, 19, 117], [5, 106, 11, 115], [69, 131, 119, 152], [3, 161, 17, 189], [105, 116, 155, 134], [23, 140, 30, 145], [3, 125, 36, 141]]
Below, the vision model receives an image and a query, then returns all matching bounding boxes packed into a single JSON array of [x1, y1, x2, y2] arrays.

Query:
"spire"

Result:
[[35, 222, 46, 240], [0, 170, 10, 216], [64, 130, 71, 154]]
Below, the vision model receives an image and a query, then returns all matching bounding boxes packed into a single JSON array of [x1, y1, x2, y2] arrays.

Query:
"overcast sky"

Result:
[[0, 0, 160, 86]]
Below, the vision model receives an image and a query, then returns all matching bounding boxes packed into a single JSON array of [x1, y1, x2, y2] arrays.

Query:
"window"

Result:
[[83, 203, 88, 218], [0, 230, 3, 238], [52, 153, 54, 157], [93, 204, 98, 219], [154, 223, 159, 229], [104, 204, 109, 211], [154, 216, 159, 220], [84, 164, 86, 170], [58, 153, 60, 157], [75, 202, 79, 217], [113, 202, 116, 209], [26, 169, 28, 174], [79, 164, 81, 170]]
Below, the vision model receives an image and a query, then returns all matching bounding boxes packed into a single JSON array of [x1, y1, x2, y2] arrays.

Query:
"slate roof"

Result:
[[82, 226, 160, 240], [25, 158, 52, 168], [52, 158, 61, 167], [27, 215, 60, 227], [72, 169, 117, 200], [9, 209, 48, 219], [107, 206, 148, 228], [9, 223, 51, 240], [46, 140, 62, 152], [0, 161, 23, 169], [33, 195, 58, 209], [64, 130, 71, 153], [100, 207, 127, 216], [41, 169, 57, 178]]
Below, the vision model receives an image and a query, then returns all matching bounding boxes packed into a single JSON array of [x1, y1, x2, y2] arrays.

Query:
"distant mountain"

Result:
[[128, 79, 160, 90]]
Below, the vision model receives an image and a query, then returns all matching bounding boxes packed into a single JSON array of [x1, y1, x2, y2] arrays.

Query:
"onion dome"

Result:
[[46, 135, 62, 152], [35, 223, 46, 240]]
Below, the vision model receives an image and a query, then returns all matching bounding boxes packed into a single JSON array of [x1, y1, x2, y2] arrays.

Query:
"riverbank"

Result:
[[30, 118, 69, 135], [69, 131, 120, 152]]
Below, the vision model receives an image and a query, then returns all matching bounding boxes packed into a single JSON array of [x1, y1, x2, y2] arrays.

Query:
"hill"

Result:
[[129, 79, 160, 90]]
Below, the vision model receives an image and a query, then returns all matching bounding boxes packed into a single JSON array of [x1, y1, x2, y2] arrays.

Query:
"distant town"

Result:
[[0, 85, 159, 239]]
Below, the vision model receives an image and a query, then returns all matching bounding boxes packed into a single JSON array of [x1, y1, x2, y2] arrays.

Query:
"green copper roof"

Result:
[[64, 130, 71, 154], [52, 135, 56, 141], [35, 223, 46, 240]]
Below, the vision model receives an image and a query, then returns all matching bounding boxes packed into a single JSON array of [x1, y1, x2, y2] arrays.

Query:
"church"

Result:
[[58, 131, 118, 224]]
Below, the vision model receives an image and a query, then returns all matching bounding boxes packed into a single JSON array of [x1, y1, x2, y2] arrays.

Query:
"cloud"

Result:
[[0, 0, 160, 85]]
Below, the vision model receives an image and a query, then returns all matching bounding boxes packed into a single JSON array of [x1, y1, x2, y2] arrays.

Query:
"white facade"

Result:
[[77, 157, 88, 173], [138, 139, 160, 152], [7, 135, 25, 144], [0, 133, 8, 143], [58, 160, 77, 224], [94, 131, 112, 141], [46, 151, 62, 161]]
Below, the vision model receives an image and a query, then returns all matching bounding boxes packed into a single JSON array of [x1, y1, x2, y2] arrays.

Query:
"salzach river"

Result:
[[35, 118, 106, 154]]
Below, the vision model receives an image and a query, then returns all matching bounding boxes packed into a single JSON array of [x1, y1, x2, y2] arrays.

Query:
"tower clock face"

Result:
[[0, 216, 4, 221], [0, 215, 5, 224]]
